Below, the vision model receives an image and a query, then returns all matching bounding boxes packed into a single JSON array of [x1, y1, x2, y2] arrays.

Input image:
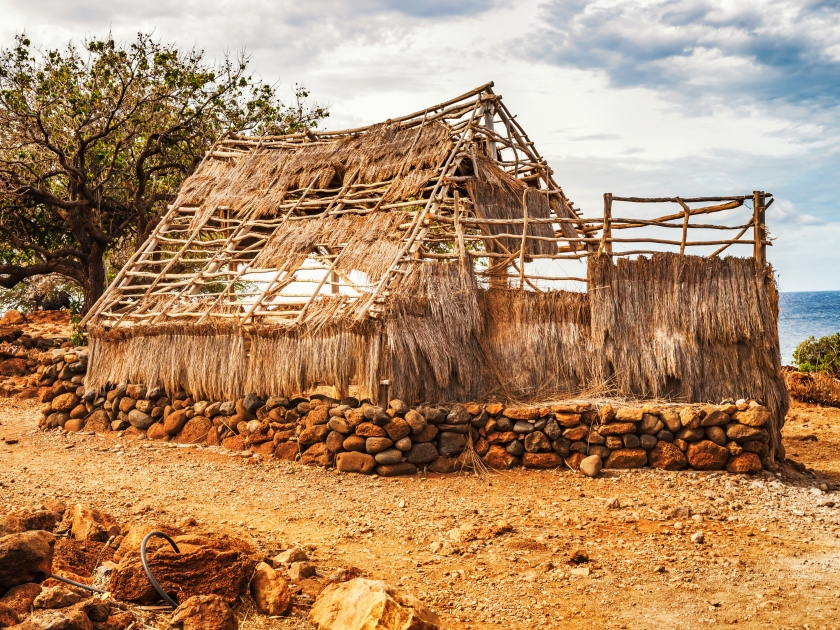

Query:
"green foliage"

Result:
[[0, 274, 80, 313], [0, 31, 328, 312], [794, 333, 840, 377]]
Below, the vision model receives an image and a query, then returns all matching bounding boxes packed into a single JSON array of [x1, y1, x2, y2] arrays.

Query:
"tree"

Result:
[[0, 33, 328, 313], [794, 333, 840, 377]]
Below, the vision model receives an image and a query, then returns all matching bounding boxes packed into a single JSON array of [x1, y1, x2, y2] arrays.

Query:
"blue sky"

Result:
[[2, 0, 838, 290]]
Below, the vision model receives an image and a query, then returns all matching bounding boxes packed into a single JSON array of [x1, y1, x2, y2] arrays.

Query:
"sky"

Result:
[[2, 0, 839, 291]]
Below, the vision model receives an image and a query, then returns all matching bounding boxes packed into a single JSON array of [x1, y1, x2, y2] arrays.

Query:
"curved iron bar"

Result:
[[48, 573, 108, 594], [140, 531, 181, 608]]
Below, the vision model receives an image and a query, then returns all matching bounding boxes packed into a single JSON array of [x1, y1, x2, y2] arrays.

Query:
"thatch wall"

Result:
[[87, 323, 246, 402], [587, 254, 789, 458], [86, 253, 788, 456]]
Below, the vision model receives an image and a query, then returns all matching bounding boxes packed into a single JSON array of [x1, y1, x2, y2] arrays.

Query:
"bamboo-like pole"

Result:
[[754, 190, 767, 266], [600, 193, 613, 255], [676, 197, 690, 256], [518, 190, 529, 289]]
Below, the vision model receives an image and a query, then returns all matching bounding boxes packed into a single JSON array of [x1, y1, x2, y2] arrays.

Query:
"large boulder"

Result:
[[309, 578, 441, 630], [249, 562, 292, 616], [109, 533, 258, 604], [0, 531, 55, 591], [170, 594, 238, 630]]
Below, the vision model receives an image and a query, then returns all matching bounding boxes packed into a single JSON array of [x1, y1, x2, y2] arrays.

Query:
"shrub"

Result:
[[793, 333, 840, 378]]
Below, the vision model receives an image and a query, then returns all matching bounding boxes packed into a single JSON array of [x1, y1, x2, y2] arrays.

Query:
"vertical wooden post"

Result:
[[484, 104, 498, 161], [518, 190, 529, 289], [753, 190, 766, 266], [454, 190, 466, 261], [600, 193, 613, 255]]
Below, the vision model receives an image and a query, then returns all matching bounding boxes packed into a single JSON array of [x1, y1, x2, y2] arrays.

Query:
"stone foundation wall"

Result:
[[31, 345, 773, 475]]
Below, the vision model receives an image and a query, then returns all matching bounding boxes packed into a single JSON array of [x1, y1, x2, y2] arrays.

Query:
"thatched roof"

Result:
[[81, 82, 584, 332]]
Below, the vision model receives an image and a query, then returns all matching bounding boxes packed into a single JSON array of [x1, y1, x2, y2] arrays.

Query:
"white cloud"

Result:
[[1, 0, 838, 290]]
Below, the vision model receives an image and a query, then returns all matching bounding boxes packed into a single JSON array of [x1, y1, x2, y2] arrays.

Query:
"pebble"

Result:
[[691, 532, 705, 544]]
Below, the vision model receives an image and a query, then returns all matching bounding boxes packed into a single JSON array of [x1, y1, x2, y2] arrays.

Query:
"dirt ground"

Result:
[[3, 398, 840, 630]]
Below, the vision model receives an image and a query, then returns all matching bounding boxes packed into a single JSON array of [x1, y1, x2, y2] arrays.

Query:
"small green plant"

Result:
[[68, 294, 86, 346], [793, 333, 840, 377]]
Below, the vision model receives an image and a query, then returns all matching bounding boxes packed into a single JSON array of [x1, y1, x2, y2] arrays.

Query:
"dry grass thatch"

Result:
[[465, 157, 556, 256], [87, 323, 246, 402], [784, 367, 840, 408]]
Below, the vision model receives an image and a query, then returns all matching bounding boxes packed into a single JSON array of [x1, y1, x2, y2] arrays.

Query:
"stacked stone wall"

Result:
[[30, 344, 771, 475]]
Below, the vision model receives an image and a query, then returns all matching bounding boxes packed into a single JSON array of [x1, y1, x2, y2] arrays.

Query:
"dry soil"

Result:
[[2, 398, 840, 630]]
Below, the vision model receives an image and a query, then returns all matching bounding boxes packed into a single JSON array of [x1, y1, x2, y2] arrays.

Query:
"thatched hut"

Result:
[[81, 83, 789, 461]]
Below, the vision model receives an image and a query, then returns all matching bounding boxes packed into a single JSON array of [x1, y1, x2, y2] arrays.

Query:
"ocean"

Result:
[[778, 291, 840, 366]]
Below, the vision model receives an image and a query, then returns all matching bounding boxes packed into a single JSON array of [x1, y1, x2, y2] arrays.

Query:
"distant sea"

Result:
[[778, 291, 840, 366]]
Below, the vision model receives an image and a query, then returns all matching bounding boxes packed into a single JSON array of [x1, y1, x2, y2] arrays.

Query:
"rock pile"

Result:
[[37, 366, 772, 473], [0, 499, 444, 630]]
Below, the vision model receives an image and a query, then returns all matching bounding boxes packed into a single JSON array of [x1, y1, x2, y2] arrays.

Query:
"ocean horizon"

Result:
[[778, 291, 840, 366]]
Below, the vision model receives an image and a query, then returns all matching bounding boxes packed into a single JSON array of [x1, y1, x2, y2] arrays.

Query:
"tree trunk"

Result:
[[81, 242, 107, 316]]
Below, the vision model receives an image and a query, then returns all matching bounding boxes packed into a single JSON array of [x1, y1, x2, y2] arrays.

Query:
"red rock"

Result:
[[0, 531, 55, 591], [51, 392, 79, 413], [700, 410, 730, 426], [84, 410, 110, 434], [64, 418, 85, 433], [0, 583, 42, 619], [0, 602, 17, 627], [482, 445, 519, 470], [298, 424, 330, 446], [615, 408, 644, 422], [335, 452, 376, 474], [553, 412, 582, 427], [485, 403, 505, 416], [342, 434, 366, 452], [647, 441, 688, 470], [426, 456, 457, 473], [0, 358, 27, 377], [304, 406, 329, 427], [383, 418, 410, 442], [474, 436, 490, 456], [562, 426, 588, 441], [732, 405, 770, 427], [604, 449, 648, 469], [69, 404, 88, 420], [485, 431, 516, 444], [376, 463, 417, 477], [686, 440, 729, 470], [250, 441, 275, 457], [503, 407, 539, 420], [564, 452, 586, 470], [70, 504, 120, 542], [522, 452, 564, 469], [110, 533, 257, 604], [250, 562, 292, 616], [170, 594, 238, 630], [355, 422, 386, 438], [222, 436, 245, 451], [273, 442, 299, 461], [0, 507, 59, 536], [598, 422, 637, 436], [206, 428, 221, 447], [726, 452, 762, 474], [411, 424, 438, 443], [301, 443, 333, 467], [164, 409, 189, 435], [309, 578, 440, 630], [147, 422, 167, 441], [173, 416, 213, 444]]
